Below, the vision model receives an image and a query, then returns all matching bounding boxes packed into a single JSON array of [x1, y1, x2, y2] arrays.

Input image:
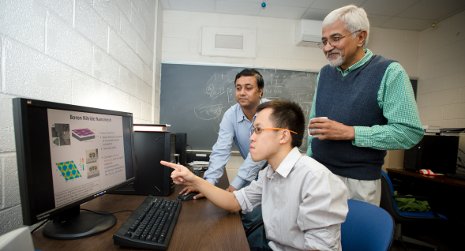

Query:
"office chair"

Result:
[[341, 199, 394, 251], [380, 170, 447, 250]]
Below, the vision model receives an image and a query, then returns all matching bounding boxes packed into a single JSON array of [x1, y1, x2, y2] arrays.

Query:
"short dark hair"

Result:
[[234, 68, 264, 90], [256, 99, 305, 147]]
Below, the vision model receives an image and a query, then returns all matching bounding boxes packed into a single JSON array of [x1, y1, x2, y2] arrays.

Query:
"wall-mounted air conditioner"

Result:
[[295, 19, 322, 47]]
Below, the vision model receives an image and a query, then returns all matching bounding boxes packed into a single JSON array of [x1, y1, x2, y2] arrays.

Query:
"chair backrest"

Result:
[[341, 199, 394, 251], [380, 170, 404, 221], [380, 170, 448, 222]]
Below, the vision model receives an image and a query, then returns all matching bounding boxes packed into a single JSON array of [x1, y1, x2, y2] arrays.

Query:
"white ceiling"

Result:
[[160, 0, 465, 31]]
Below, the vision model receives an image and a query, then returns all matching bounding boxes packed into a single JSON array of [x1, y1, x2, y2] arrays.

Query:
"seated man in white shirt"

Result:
[[161, 99, 349, 250]]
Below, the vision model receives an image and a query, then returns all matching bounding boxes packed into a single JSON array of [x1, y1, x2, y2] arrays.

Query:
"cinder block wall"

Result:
[[0, 0, 159, 234]]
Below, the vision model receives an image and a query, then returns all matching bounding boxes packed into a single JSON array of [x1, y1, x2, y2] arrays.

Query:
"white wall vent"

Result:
[[295, 19, 323, 47], [202, 27, 256, 58]]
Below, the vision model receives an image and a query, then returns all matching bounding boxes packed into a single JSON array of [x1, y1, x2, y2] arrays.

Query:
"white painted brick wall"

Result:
[[118, 65, 138, 96], [4, 39, 74, 102], [0, 94, 15, 153], [47, 14, 94, 75], [109, 29, 144, 78], [0, 0, 47, 52], [36, 0, 74, 26], [142, 63, 153, 85], [93, 47, 120, 85], [3, 155, 21, 207], [93, 0, 121, 32], [75, 0, 109, 51], [0, 0, 159, 235]]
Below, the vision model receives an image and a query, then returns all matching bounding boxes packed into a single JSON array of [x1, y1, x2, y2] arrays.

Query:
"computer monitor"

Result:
[[404, 134, 459, 174], [12, 98, 135, 239]]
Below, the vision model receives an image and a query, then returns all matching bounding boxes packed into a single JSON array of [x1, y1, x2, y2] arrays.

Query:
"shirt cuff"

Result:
[[233, 190, 252, 213], [230, 177, 247, 190], [204, 178, 217, 186], [353, 126, 372, 148]]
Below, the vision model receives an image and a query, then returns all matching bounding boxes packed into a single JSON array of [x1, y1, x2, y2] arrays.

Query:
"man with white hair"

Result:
[[307, 5, 424, 206]]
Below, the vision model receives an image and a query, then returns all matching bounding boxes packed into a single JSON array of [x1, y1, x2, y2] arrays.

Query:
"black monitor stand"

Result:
[[42, 206, 116, 239]]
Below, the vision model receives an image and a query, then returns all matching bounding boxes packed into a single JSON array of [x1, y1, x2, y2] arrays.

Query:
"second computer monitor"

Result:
[[133, 130, 175, 196], [175, 133, 188, 165]]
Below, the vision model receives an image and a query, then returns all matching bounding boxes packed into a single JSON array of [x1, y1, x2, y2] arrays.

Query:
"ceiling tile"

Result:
[[310, 0, 365, 11], [301, 9, 328, 21], [216, 1, 261, 16], [258, 5, 309, 19], [266, 0, 315, 8], [398, 0, 465, 20], [159, 0, 465, 31], [361, 0, 418, 16], [165, 0, 216, 12], [367, 14, 392, 28], [383, 17, 433, 31]]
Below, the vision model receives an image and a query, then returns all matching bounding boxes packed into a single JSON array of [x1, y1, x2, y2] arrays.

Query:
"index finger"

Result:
[[160, 160, 179, 170], [310, 116, 329, 123]]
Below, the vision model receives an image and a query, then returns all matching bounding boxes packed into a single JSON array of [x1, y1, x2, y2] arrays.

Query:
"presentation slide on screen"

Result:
[[47, 109, 126, 208]]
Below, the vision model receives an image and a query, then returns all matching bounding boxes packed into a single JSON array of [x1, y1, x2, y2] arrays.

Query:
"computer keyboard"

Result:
[[113, 196, 181, 250]]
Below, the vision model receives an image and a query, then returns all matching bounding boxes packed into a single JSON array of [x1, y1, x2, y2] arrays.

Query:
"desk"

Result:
[[386, 168, 465, 221], [386, 168, 465, 189], [31, 185, 249, 250]]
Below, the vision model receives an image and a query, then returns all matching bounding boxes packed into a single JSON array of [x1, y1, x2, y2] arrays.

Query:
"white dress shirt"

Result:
[[234, 147, 349, 250]]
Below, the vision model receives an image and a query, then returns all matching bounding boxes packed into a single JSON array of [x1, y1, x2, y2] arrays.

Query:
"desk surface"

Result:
[[32, 186, 249, 251], [386, 168, 465, 189]]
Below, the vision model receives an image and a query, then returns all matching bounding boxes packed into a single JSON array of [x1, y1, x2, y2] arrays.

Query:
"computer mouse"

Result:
[[177, 192, 198, 201]]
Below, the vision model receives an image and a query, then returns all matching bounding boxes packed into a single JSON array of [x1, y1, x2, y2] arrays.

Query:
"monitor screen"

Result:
[[13, 98, 135, 239]]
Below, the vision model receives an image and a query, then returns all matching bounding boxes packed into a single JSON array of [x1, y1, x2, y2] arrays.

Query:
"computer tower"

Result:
[[175, 133, 187, 165], [133, 131, 175, 196], [404, 135, 459, 174]]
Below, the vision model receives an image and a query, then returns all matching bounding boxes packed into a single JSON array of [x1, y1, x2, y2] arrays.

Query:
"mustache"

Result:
[[326, 48, 342, 56]]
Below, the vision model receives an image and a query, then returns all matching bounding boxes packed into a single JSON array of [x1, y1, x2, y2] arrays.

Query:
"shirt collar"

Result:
[[236, 104, 247, 123], [336, 48, 373, 75], [266, 147, 302, 178], [236, 98, 269, 123]]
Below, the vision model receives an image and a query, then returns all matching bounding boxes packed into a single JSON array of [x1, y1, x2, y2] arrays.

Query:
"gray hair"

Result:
[[322, 5, 370, 47]]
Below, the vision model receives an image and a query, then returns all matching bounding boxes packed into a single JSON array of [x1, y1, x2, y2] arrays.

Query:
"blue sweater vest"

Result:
[[312, 55, 393, 180]]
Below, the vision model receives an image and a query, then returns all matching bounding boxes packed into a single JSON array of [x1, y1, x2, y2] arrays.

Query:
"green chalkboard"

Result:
[[160, 63, 317, 151]]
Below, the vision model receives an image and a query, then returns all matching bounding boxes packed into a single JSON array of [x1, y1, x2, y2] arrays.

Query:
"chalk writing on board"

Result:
[[194, 70, 237, 120], [194, 104, 224, 120]]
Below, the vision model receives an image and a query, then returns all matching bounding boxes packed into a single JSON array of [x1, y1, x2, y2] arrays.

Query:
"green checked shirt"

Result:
[[307, 49, 424, 156]]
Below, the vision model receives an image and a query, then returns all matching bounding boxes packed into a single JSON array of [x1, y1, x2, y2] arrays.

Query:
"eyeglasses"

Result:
[[250, 126, 298, 136], [317, 30, 361, 49]]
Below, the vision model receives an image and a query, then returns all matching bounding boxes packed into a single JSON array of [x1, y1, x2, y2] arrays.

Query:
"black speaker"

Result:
[[133, 131, 175, 196], [404, 135, 459, 174], [175, 133, 187, 165]]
